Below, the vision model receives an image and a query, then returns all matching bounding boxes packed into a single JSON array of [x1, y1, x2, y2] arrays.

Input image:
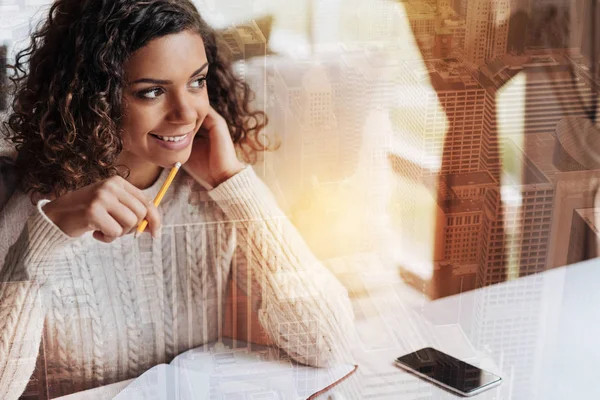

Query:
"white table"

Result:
[[57, 258, 600, 399], [337, 258, 600, 399]]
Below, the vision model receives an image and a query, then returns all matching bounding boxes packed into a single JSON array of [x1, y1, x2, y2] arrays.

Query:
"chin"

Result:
[[152, 150, 192, 169]]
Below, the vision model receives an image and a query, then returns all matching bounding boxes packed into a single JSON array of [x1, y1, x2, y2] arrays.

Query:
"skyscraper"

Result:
[[479, 54, 598, 175], [394, 59, 486, 175], [478, 138, 554, 287], [568, 208, 600, 263], [220, 21, 267, 62], [465, 0, 510, 66]]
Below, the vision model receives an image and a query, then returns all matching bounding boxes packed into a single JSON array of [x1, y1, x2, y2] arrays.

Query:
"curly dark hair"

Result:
[[1, 0, 271, 202]]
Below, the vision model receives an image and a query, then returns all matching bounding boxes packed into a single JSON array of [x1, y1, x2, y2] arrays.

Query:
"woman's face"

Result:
[[119, 29, 209, 171]]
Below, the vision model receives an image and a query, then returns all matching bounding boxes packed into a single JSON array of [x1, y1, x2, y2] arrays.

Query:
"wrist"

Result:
[[213, 163, 245, 187]]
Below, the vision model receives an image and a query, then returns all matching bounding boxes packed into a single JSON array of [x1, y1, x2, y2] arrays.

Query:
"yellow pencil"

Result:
[[134, 161, 181, 239]]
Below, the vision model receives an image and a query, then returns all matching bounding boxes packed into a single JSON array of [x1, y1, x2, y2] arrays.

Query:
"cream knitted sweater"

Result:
[[0, 166, 354, 399]]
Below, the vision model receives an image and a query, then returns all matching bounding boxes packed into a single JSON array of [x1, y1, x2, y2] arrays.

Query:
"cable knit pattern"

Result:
[[0, 281, 44, 399], [72, 239, 106, 388], [0, 166, 355, 399], [112, 237, 140, 380], [161, 230, 176, 363]]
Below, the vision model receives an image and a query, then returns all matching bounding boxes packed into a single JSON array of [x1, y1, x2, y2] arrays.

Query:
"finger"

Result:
[[205, 107, 229, 138], [121, 181, 162, 237], [201, 109, 240, 176], [114, 185, 149, 227], [105, 201, 139, 236], [202, 107, 232, 153], [200, 106, 221, 132], [91, 208, 124, 240]]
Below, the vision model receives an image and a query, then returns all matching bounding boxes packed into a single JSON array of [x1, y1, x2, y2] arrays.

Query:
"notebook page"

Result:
[[113, 340, 356, 399]]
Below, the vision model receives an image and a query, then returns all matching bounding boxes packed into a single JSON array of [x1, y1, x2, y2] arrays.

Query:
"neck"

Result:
[[117, 153, 162, 190], [127, 165, 163, 190]]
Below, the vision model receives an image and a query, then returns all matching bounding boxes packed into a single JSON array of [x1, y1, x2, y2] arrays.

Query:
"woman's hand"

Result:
[[41, 176, 162, 243], [182, 105, 245, 189]]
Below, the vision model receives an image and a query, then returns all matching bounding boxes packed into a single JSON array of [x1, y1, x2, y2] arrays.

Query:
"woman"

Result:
[[0, 0, 354, 398]]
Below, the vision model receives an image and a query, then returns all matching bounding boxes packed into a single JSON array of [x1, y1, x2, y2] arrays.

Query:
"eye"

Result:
[[137, 87, 164, 100], [190, 76, 207, 89]]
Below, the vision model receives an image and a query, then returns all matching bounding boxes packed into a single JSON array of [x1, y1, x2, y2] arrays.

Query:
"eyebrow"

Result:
[[129, 62, 209, 85]]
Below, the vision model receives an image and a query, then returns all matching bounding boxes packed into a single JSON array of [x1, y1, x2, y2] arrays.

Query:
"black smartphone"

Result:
[[395, 347, 502, 397]]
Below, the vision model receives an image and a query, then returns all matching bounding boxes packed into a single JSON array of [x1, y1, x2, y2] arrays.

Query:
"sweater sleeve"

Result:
[[0, 199, 75, 399], [208, 166, 356, 367]]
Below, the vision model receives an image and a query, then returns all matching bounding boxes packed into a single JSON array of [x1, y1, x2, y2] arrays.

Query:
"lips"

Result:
[[150, 131, 191, 141], [149, 131, 193, 150]]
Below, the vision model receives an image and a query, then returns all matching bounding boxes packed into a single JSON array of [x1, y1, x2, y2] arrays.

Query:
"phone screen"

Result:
[[395, 347, 501, 394]]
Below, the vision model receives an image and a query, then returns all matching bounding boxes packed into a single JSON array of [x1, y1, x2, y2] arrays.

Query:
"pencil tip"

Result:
[[134, 231, 140, 239]]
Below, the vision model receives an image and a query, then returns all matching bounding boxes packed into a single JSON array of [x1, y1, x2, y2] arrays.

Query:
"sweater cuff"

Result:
[[28, 199, 77, 253], [208, 166, 283, 221]]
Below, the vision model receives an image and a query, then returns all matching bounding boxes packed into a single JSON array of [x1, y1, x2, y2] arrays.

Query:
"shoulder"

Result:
[[0, 188, 38, 266], [0, 188, 36, 229]]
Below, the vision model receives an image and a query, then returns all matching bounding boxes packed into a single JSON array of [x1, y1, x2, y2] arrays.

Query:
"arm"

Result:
[[209, 166, 355, 367], [0, 200, 74, 399]]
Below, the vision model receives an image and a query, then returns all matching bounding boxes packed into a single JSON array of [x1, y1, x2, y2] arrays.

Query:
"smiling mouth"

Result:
[[149, 132, 190, 142]]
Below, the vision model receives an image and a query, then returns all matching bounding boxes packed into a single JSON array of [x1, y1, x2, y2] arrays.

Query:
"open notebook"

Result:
[[112, 340, 357, 399]]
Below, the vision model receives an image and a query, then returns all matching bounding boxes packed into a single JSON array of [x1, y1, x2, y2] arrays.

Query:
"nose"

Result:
[[166, 90, 198, 124]]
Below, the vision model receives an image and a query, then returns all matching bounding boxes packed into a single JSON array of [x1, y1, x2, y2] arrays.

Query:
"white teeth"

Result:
[[153, 134, 187, 142]]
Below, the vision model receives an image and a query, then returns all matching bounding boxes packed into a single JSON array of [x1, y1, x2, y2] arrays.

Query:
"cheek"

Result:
[[121, 105, 158, 139], [197, 92, 210, 117]]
